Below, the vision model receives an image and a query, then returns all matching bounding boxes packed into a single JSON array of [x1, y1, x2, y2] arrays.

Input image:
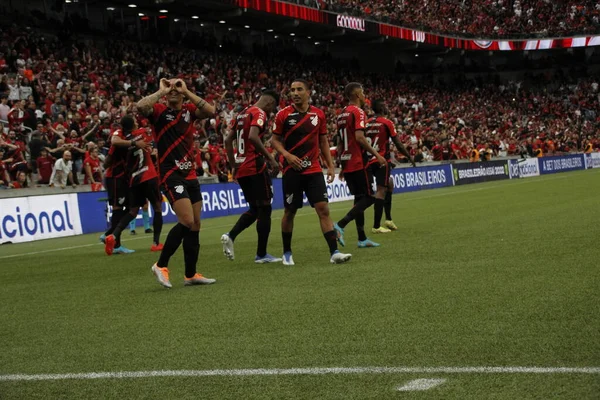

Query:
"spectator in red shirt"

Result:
[[83, 146, 102, 184], [36, 148, 55, 184]]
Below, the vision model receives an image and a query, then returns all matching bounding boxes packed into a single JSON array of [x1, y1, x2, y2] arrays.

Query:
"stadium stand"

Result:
[[290, 0, 600, 38], [0, 16, 598, 190]]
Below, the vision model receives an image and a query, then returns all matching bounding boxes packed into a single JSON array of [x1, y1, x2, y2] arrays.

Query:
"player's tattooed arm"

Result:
[[136, 78, 170, 117]]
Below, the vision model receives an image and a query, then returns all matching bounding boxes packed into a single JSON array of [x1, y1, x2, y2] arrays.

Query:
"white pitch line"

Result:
[[397, 378, 447, 391], [0, 171, 592, 260], [1, 366, 600, 382]]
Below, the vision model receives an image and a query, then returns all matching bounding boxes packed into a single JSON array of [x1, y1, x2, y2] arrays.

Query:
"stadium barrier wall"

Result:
[[0, 156, 588, 243]]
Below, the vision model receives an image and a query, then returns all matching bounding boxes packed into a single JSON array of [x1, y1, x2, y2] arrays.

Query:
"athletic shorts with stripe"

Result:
[[161, 177, 202, 206], [105, 177, 129, 207], [369, 162, 392, 188], [238, 171, 273, 205], [282, 171, 328, 210], [130, 178, 162, 208], [344, 169, 374, 197]]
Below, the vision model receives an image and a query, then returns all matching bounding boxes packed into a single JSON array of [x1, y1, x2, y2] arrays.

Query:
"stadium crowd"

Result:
[[0, 23, 598, 189], [300, 0, 600, 38]]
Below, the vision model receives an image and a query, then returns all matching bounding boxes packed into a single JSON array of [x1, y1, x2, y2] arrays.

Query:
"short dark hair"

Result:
[[261, 89, 280, 105], [291, 79, 310, 90], [120, 115, 135, 132], [372, 99, 386, 114], [344, 82, 362, 100]]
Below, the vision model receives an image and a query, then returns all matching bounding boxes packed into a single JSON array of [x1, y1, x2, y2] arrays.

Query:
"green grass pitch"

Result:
[[1, 170, 599, 399]]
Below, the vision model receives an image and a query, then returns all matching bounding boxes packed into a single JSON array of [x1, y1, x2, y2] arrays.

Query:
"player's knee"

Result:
[[191, 221, 201, 232], [315, 203, 330, 218], [283, 208, 296, 221], [179, 216, 195, 230]]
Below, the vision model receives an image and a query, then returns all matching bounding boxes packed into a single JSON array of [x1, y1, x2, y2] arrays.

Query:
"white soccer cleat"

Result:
[[330, 250, 352, 264], [184, 273, 216, 286], [221, 233, 235, 261], [282, 252, 295, 266], [151, 263, 172, 288]]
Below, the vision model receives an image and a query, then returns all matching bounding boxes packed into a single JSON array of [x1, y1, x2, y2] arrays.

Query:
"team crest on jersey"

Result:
[[183, 111, 191, 123], [257, 118, 264, 127], [311, 115, 319, 126]]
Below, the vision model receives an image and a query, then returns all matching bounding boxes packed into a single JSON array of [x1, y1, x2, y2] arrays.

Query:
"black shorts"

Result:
[[282, 171, 328, 210], [238, 171, 273, 205], [344, 169, 374, 197], [105, 177, 129, 207], [370, 162, 392, 188], [162, 177, 202, 206], [130, 178, 162, 208]]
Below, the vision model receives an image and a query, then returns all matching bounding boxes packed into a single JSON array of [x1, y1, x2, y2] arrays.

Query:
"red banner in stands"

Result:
[[234, 0, 600, 51], [234, 0, 329, 24]]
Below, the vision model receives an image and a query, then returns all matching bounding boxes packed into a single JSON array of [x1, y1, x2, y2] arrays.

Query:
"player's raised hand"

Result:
[[327, 167, 335, 184], [159, 78, 171, 94], [285, 153, 303, 171], [173, 79, 188, 94]]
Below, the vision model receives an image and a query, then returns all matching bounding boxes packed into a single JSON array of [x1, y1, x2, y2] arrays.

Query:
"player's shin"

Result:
[[106, 208, 125, 236], [182, 229, 200, 278], [355, 209, 368, 242], [157, 223, 189, 268], [113, 210, 138, 246], [337, 196, 375, 228], [153, 211, 163, 245], [323, 230, 338, 255], [256, 205, 272, 258], [385, 191, 393, 221], [373, 198, 385, 229], [229, 205, 258, 241]]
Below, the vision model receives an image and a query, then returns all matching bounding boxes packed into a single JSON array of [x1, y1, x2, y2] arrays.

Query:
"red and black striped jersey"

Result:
[[126, 128, 158, 186], [365, 116, 397, 165], [337, 105, 367, 173], [273, 105, 327, 175], [234, 106, 268, 179], [150, 103, 198, 183], [105, 130, 128, 179]]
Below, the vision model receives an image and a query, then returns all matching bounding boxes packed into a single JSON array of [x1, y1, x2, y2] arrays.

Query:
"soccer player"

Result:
[[221, 90, 282, 263], [136, 78, 216, 288], [334, 82, 386, 248], [366, 99, 415, 233], [271, 79, 352, 265], [104, 115, 164, 255], [100, 126, 135, 254]]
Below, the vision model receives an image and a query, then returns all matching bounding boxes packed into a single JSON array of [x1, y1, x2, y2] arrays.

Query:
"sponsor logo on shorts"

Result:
[[174, 185, 184, 194], [286, 194, 294, 204], [118, 197, 126, 205]]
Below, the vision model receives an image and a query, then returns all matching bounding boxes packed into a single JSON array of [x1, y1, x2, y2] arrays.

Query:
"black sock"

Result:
[[373, 198, 385, 229], [256, 205, 272, 258], [157, 223, 189, 268], [385, 191, 393, 220], [229, 206, 258, 241], [324, 230, 338, 255], [355, 211, 367, 242], [338, 196, 375, 229], [282, 231, 293, 253], [183, 229, 200, 278], [113, 211, 137, 247], [153, 212, 163, 245], [105, 208, 124, 236]]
